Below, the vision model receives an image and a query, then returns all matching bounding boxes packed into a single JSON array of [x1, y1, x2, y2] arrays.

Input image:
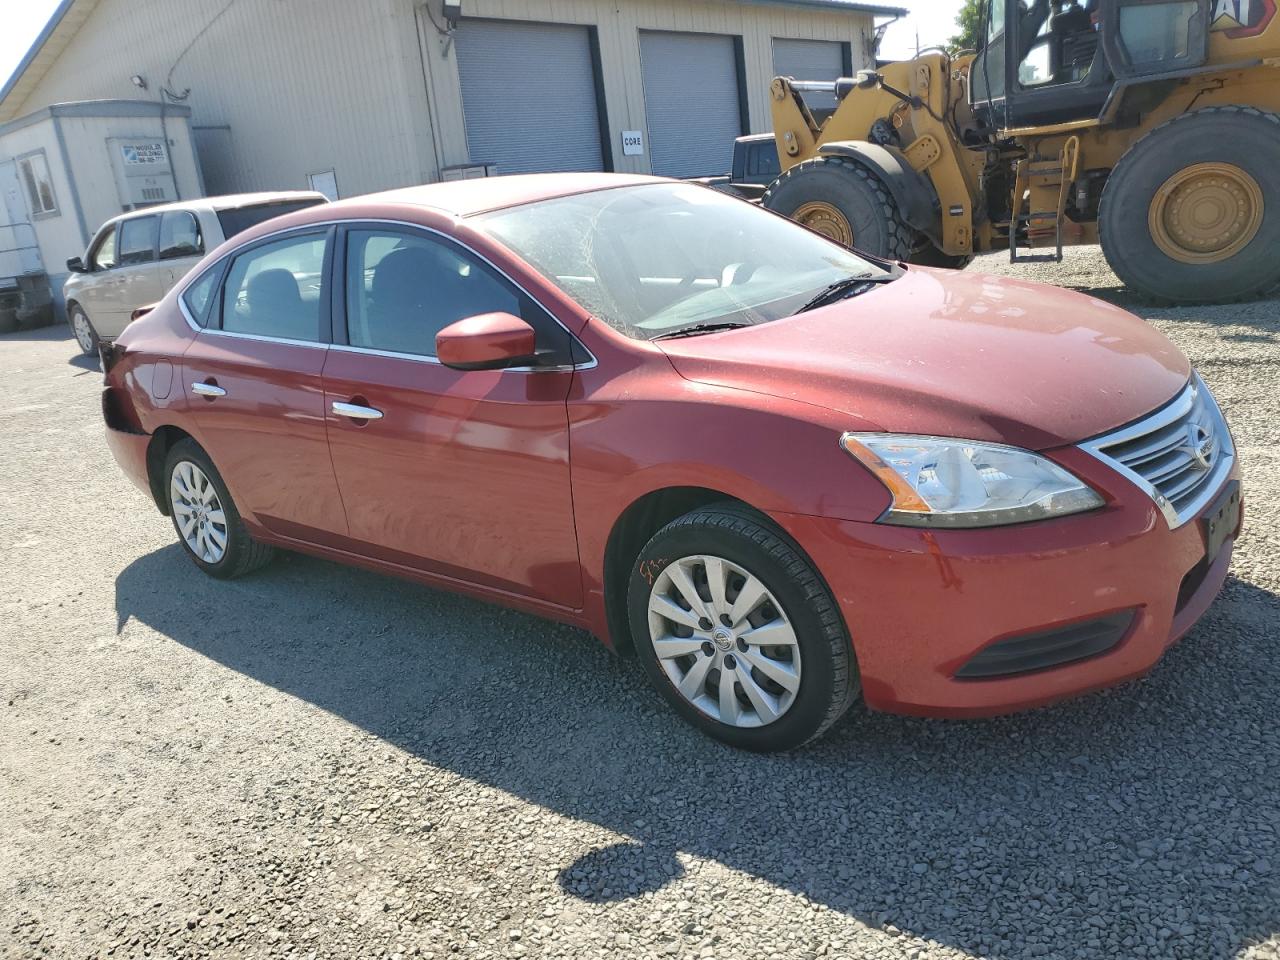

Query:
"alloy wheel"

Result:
[[72, 312, 95, 353], [646, 554, 801, 728], [170, 461, 228, 564]]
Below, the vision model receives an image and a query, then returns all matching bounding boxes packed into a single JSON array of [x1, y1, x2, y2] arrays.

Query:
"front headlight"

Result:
[[841, 433, 1104, 528]]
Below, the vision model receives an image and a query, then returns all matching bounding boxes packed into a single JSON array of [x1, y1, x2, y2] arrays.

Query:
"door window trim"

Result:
[[174, 217, 595, 370]]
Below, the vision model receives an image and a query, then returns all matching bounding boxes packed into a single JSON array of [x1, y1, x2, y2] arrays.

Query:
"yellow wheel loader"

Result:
[[763, 0, 1280, 303]]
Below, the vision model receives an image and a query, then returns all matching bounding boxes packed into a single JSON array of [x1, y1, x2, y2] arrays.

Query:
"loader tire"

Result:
[[1099, 105, 1280, 305], [763, 156, 915, 260]]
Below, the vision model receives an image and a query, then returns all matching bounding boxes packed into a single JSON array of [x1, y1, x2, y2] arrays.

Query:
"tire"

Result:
[[163, 438, 275, 579], [762, 156, 915, 260], [907, 244, 974, 270], [627, 502, 859, 752], [0, 306, 17, 334], [1099, 105, 1280, 305], [68, 304, 99, 356]]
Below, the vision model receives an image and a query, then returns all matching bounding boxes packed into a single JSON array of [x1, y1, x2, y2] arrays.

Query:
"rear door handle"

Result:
[[191, 382, 226, 398], [332, 400, 383, 421]]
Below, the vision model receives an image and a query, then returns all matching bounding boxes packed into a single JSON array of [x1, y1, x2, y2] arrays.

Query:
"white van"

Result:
[[63, 191, 327, 355]]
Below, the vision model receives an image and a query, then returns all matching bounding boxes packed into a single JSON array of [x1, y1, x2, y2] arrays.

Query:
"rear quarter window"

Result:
[[181, 265, 223, 327], [216, 200, 326, 240]]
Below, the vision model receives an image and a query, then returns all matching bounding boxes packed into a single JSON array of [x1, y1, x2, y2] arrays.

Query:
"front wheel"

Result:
[[762, 156, 915, 260], [163, 439, 275, 579], [68, 305, 98, 356], [1099, 106, 1280, 304], [628, 503, 859, 751]]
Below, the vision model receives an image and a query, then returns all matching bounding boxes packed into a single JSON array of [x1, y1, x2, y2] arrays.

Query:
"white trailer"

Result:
[[0, 99, 203, 327]]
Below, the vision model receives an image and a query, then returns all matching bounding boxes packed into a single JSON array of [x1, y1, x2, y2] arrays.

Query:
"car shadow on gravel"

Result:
[[115, 548, 1280, 960]]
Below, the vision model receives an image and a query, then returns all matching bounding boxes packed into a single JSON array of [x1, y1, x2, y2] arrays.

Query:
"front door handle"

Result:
[[191, 381, 226, 398], [332, 400, 383, 421]]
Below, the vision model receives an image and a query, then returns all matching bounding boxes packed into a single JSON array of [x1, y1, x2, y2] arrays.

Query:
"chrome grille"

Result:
[[1079, 374, 1234, 528]]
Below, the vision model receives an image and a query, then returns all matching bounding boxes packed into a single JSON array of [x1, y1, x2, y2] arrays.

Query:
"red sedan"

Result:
[[101, 174, 1241, 751]]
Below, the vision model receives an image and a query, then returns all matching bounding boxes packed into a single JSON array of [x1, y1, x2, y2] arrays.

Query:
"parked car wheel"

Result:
[[164, 439, 276, 579], [628, 503, 859, 751], [68, 305, 98, 356]]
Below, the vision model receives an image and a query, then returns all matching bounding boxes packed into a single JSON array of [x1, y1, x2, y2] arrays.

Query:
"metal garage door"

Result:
[[640, 31, 742, 179], [455, 20, 604, 175], [772, 38, 848, 111]]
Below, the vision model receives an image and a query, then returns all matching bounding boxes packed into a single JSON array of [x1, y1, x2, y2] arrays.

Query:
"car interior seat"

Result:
[[244, 268, 311, 340], [366, 244, 476, 355]]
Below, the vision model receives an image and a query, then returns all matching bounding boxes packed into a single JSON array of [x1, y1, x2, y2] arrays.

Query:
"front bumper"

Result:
[[771, 446, 1242, 718]]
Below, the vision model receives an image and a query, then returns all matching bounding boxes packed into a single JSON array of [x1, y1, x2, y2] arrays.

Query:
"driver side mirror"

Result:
[[436, 312, 538, 371], [66, 256, 86, 273]]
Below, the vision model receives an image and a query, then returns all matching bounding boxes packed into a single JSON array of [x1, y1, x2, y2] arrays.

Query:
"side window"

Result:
[[90, 226, 118, 271], [345, 229, 527, 358], [747, 144, 779, 179], [118, 216, 159, 267], [181, 266, 222, 327], [219, 233, 327, 342], [18, 151, 58, 216], [159, 211, 203, 260]]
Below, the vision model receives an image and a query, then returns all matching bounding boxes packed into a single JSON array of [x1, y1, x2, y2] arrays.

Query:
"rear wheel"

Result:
[[68, 305, 98, 356], [1099, 106, 1280, 304], [163, 439, 275, 579], [763, 156, 915, 260], [627, 503, 859, 751]]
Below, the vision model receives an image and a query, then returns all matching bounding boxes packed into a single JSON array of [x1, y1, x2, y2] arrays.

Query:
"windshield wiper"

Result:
[[796, 270, 901, 314], [653, 322, 752, 341]]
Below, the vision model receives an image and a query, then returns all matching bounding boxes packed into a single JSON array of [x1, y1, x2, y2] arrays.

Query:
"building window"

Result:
[[18, 151, 58, 217]]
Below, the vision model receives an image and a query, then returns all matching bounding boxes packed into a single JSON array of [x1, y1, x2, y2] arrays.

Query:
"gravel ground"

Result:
[[2, 246, 1278, 960]]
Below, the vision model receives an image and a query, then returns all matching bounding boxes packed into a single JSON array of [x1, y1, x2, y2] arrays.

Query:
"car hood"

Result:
[[656, 266, 1190, 450]]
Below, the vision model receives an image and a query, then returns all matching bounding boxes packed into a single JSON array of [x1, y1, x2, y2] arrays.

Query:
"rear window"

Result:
[[216, 199, 326, 240]]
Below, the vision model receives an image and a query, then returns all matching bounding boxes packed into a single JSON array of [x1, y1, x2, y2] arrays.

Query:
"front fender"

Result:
[[570, 373, 890, 569], [817, 141, 942, 245]]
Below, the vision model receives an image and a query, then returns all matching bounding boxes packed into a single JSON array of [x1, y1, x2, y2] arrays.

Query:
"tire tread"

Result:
[[763, 156, 915, 260], [1099, 104, 1280, 305], [635, 501, 858, 748], [166, 438, 275, 579]]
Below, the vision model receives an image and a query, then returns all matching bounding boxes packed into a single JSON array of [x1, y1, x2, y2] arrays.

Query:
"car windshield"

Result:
[[473, 182, 886, 339]]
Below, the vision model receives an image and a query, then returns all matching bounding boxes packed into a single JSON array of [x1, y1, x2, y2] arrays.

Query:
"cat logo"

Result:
[[1210, 0, 1277, 37]]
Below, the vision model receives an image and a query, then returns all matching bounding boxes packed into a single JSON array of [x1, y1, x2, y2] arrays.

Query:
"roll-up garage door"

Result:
[[455, 19, 604, 175], [640, 31, 742, 179], [772, 38, 848, 111]]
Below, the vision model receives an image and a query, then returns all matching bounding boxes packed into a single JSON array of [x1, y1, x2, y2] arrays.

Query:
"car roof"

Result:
[[326, 173, 666, 218], [102, 191, 328, 226]]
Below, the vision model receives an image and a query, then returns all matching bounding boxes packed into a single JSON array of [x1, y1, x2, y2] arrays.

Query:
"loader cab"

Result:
[[970, 0, 1211, 128]]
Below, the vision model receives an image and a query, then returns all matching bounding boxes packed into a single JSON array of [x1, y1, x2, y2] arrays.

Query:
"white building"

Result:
[[0, 0, 901, 297]]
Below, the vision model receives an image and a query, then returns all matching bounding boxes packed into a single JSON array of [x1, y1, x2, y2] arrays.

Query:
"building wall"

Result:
[[14, 0, 439, 199], [420, 0, 873, 175], [61, 112, 203, 241], [0, 106, 206, 312], [14, 0, 872, 192]]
